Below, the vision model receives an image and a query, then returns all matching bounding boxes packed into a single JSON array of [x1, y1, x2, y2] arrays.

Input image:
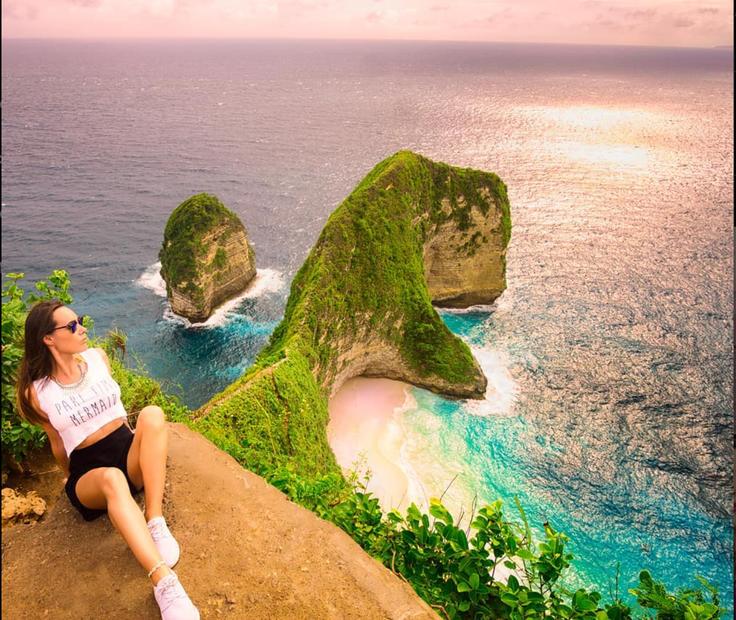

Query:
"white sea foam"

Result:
[[239, 267, 285, 299], [134, 261, 167, 297], [393, 389, 429, 511], [440, 303, 497, 314], [463, 347, 519, 417], [439, 289, 515, 315], [136, 263, 285, 329]]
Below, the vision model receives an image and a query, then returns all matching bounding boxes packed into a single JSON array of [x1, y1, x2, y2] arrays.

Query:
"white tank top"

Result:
[[33, 348, 128, 457]]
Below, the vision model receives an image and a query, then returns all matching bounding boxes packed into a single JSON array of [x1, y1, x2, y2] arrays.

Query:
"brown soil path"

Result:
[[2, 423, 438, 619]]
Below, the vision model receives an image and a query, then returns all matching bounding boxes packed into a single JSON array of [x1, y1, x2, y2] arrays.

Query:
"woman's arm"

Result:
[[28, 386, 70, 478]]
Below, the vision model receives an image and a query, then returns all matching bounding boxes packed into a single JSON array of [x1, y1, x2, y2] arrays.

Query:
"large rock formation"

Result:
[[1, 423, 437, 620], [191, 151, 511, 480], [159, 193, 256, 322]]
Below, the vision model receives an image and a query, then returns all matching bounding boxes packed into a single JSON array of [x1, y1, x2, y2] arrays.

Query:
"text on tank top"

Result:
[[33, 348, 128, 457]]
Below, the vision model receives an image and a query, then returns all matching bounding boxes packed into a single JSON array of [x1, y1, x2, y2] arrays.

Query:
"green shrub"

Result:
[[266, 467, 724, 620], [1, 270, 73, 467], [629, 570, 723, 620]]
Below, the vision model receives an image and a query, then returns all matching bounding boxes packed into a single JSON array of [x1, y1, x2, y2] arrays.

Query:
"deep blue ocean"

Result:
[[2, 39, 733, 613]]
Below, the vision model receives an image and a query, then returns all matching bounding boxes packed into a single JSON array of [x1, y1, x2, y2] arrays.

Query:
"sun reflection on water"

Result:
[[514, 105, 666, 171]]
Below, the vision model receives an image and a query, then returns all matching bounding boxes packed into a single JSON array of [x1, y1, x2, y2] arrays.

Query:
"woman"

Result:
[[16, 300, 200, 620]]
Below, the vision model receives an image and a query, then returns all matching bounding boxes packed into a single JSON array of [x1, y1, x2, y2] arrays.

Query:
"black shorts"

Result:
[[64, 423, 142, 521]]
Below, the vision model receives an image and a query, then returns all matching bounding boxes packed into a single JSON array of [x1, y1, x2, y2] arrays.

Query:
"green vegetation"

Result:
[[267, 464, 724, 620], [1, 271, 723, 618], [212, 247, 228, 270], [1, 271, 71, 467], [192, 150, 510, 481], [159, 192, 243, 298]]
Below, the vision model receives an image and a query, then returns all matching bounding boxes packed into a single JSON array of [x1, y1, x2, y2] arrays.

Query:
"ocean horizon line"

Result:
[[1, 36, 732, 52]]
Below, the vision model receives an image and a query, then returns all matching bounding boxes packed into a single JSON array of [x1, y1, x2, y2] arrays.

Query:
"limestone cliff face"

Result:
[[193, 151, 511, 479], [327, 318, 486, 400], [159, 193, 256, 323], [423, 190, 507, 307]]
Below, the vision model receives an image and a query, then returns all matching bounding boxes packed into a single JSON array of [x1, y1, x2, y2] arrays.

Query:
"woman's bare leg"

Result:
[[74, 466, 172, 585], [126, 405, 168, 521]]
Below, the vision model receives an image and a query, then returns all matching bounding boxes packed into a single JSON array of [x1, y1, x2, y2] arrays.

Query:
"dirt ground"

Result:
[[2, 423, 438, 620]]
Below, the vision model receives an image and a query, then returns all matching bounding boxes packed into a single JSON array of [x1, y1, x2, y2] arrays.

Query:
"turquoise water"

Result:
[[400, 309, 733, 613]]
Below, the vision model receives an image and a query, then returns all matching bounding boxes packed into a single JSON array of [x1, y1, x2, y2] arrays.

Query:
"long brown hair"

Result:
[[15, 299, 64, 426]]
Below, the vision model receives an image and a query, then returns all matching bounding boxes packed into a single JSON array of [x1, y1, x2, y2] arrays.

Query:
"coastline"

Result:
[[327, 377, 421, 513]]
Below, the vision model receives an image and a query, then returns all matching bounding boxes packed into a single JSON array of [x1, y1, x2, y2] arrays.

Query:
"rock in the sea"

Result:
[[159, 193, 256, 322]]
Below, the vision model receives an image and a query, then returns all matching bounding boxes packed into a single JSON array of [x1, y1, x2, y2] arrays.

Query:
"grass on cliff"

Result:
[[265, 150, 510, 385]]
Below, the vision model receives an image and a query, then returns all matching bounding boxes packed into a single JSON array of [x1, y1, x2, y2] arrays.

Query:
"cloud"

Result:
[[596, 18, 622, 29], [672, 17, 695, 28], [481, 7, 514, 25], [2, 0, 733, 45], [622, 8, 657, 19], [65, 0, 103, 7], [2, 0, 40, 19], [2, 0, 23, 19]]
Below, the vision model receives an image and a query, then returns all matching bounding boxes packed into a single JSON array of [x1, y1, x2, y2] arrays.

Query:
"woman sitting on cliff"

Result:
[[15, 300, 200, 620]]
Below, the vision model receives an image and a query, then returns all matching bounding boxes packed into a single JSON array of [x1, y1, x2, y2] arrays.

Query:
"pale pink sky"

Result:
[[1, 0, 733, 47]]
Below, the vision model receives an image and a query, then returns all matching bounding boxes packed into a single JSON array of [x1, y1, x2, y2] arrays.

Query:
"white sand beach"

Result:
[[327, 376, 522, 586], [327, 377, 419, 512]]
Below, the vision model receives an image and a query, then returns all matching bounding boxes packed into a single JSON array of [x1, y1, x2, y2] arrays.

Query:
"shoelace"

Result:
[[149, 520, 170, 543], [157, 578, 187, 608]]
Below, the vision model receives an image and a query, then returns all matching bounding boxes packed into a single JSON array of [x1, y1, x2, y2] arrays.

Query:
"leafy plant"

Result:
[[629, 570, 723, 620], [1, 271, 74, 468]]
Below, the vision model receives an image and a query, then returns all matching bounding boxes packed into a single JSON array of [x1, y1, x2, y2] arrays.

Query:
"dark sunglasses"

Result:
[[50, 315, 87, 334]]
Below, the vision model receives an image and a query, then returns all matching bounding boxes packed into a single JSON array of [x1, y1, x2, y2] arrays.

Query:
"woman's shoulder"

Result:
[[79, 346, 105, 361], [81, 347, 112, 372]]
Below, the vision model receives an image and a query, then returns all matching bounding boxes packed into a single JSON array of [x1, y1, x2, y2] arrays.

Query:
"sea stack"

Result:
[[159, 193, 256, 322]]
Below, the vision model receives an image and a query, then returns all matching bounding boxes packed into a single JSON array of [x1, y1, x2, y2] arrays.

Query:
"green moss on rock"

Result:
[[159, 193, 241, 298]]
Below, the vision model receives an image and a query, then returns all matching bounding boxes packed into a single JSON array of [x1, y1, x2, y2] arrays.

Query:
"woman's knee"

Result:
[[137, 405, 166, 430], [100, 467, 130, 497]]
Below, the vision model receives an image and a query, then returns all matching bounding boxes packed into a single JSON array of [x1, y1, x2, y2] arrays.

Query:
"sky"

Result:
[[1, 0, 733, 48]]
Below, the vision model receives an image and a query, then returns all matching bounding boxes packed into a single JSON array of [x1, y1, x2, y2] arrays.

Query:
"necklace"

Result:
[[52, 361, 89, 392]]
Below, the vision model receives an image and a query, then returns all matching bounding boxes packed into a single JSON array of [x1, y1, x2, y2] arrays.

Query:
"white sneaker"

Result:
[[154, 572, 200, 620], [147, 517, 180, 568]]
